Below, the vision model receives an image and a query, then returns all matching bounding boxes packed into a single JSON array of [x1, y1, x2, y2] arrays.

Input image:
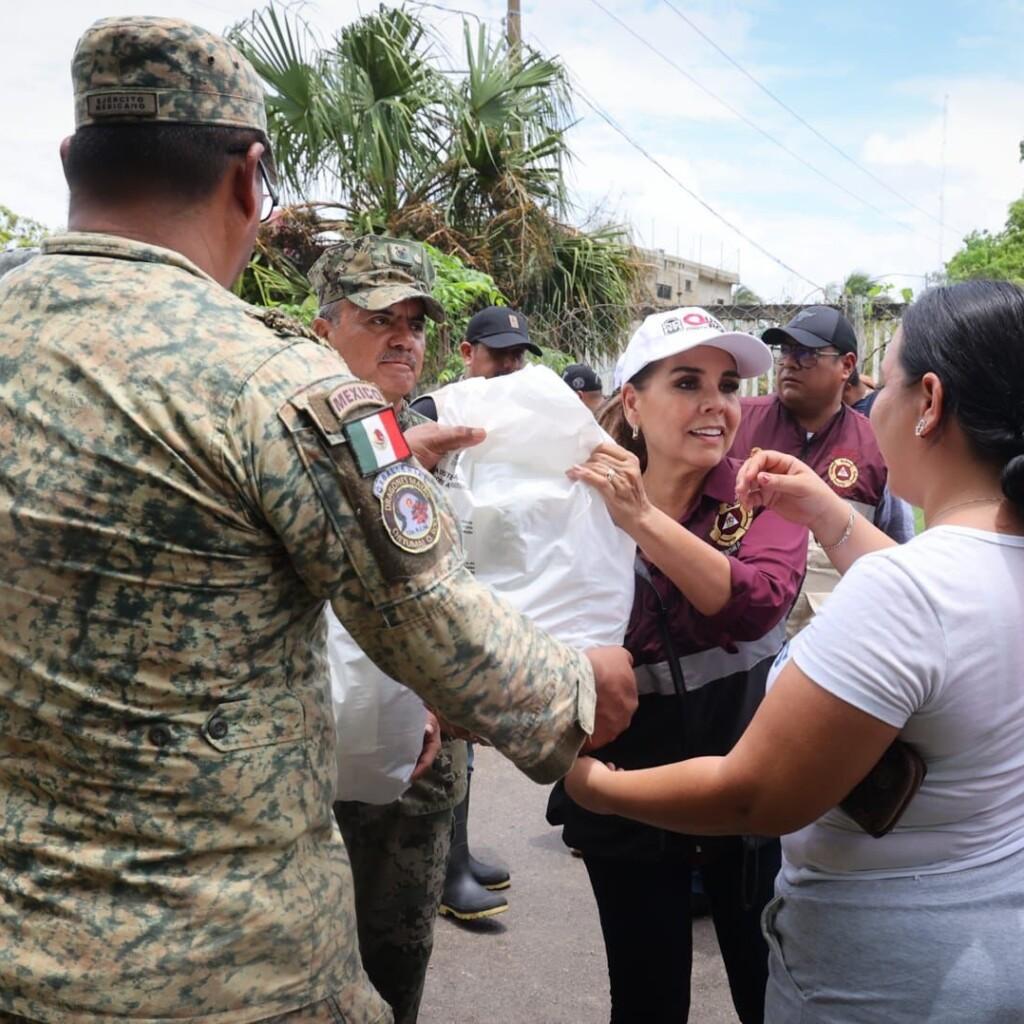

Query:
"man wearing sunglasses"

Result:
[[730, 306, 914, 636]]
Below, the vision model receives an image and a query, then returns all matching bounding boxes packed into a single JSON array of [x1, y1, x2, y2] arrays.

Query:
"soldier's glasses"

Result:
[[770, 343, 844, 369], [258, 160, 278, 223]]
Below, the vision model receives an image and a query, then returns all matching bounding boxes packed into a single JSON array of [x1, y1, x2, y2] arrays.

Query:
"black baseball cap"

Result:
[[466, 306, 542, 356], [762, 305, 858, 356], [562, 363, 603, 393]]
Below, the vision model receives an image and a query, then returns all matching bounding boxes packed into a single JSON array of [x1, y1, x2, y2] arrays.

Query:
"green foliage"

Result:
[[422, 242, 507, 380], [0, 205, 49, 249], [528, 345, 573, 376], [231, 3, 643, 358], [531, 226, 642, 355], [842, 270, 890, 298], [732, 284, 761, 304], [426, 243, 506, 328], [946, 197, 1024, 285]]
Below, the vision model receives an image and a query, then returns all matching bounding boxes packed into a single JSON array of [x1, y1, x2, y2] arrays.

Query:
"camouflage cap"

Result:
[[309, 236, 445, 324], [72, 17, 267, 133]]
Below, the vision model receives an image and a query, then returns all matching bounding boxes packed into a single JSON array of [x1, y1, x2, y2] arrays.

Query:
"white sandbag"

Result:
[[432, 364, 635, 648], [325, 605, 427, 804]]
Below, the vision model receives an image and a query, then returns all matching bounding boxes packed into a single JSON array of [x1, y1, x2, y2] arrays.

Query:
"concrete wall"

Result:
[[640, 248, 739, 309]]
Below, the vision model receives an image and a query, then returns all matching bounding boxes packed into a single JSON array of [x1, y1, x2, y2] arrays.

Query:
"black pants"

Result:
[[583, 839, 780, 1024]]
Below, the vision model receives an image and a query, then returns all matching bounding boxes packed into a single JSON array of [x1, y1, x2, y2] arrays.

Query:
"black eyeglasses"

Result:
[[258, 159, 278, 223], [770, 343, 844, 370]]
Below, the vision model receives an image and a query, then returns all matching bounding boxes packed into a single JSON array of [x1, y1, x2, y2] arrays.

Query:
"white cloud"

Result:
[[3, 1, 1022, 304]]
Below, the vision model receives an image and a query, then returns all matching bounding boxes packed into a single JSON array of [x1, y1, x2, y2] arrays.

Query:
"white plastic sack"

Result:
[[325, 605, 427, 804], [432, 364, 635, 648]]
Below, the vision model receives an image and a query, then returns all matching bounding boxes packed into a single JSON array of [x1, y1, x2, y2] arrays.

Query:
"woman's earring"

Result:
[[631, 422, 640, 441], [914, 419, 926, 437]]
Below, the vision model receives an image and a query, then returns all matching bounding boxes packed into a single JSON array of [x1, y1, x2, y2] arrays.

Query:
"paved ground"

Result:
[[419, 746, 737, 1024]]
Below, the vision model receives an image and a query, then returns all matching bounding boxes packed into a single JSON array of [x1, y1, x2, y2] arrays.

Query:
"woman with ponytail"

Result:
[[566, 280, 1024, 1023]]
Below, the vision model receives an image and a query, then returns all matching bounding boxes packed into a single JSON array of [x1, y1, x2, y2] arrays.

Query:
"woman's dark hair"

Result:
[[64, 123, 272, 205], [899, 280, 1024, 518], [597, 362, 657, 470]]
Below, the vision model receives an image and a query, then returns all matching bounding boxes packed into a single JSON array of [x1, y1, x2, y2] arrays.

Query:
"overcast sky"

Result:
[[3, 0, 1023, 300]]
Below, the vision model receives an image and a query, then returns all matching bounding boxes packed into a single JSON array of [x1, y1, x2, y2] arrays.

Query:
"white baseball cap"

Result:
[[612, 351, 627, 391], [619, 307, 772, 386]]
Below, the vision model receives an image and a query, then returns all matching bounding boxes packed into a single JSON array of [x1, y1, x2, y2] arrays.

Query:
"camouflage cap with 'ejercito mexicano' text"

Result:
[[72, 16, 268, 133], [309, 235, 446, 324]]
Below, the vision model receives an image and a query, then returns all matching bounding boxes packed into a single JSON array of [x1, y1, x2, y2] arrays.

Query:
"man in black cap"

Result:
[[730, 305, 914, 635], [762, 305, 860, 434], [411, 306, 539, 420], [461, 305, 541, 378], [562, 362, 605, 414]]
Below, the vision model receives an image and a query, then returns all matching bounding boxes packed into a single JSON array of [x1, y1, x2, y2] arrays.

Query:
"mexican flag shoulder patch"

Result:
[[343, 407, 412, 476]]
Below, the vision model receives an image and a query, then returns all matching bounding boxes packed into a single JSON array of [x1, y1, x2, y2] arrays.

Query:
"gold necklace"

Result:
[[928, 496, 1002, 527]]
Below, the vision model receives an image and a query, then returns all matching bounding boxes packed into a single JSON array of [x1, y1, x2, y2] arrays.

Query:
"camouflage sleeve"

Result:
[[220, 345, 595, 783]]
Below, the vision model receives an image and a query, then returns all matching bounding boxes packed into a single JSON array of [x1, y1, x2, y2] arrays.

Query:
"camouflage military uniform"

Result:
[[0, 18, 595, 1024], [313, 240, 468, 1024], [332, 736, 466, 1024]]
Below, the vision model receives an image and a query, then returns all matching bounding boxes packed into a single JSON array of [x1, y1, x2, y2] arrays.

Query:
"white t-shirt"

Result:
[[777, 526, 1024, 883]]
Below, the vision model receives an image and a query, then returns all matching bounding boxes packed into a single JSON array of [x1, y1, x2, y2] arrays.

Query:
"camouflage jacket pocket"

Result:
[[201, 694, 305, 752]]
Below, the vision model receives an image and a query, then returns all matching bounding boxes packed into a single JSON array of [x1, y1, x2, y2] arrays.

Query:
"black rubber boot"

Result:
[[463, 776, 511, 890], [439, 787, 508, 921], [469, 852, 510, 891]]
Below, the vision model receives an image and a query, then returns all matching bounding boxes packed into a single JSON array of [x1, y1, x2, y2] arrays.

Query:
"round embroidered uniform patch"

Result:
[[374, 467, 440, 553], [827, 457, 859, 489]]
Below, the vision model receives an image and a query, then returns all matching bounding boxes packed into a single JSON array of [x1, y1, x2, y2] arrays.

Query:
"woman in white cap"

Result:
[[547, 307, 808, 1023], [566, 281, 1024, 1023]]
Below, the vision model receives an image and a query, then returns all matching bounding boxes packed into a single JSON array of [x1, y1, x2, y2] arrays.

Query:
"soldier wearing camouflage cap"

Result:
[[310, 235, 445, 324], [0, 14, 637, 1024], [312, 236, 473, 1024]]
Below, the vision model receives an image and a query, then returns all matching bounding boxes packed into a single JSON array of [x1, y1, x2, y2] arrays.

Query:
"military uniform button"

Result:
[[208, 717, 229, 740], [148, 725, 171, 748]]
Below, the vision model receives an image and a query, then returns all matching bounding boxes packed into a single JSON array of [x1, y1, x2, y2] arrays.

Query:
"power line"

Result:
[[527, 32, 825, 293], [659, 0, 965, 237], [405, 1, 501, 26], [586, 0, 942, 246]]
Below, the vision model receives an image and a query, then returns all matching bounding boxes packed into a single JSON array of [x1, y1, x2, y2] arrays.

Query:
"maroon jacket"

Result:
[[549, 457, 807, 861], [730, 396, 888, 519]]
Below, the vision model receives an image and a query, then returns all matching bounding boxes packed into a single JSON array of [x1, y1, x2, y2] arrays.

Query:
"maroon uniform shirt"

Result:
[[730, 395, 901, 635], [730, 396, 888, 517], [549, 457, 807, 861]]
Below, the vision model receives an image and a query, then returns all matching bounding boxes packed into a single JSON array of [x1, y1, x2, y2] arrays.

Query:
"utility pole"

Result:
[[507, 1, 522, 152], [507, 0, 521, 58]]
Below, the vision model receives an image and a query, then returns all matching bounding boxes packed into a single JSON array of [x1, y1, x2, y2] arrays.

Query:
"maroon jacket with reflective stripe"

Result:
[[625, 456, 808, 666], [730, 396, 888, 511], [549, 457, 807, 860]]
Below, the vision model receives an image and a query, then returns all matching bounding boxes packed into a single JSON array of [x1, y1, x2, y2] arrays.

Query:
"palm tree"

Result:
[[229, 3, 642, 357]]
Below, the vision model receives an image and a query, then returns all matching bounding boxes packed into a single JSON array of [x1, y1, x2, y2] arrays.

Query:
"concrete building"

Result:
[[641, 248, 739, 309]]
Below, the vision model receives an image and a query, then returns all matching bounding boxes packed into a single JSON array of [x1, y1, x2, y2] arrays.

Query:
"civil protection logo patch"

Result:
[[373, 465, 440, 553], [710, 501, 753, 549], [827, 457, 859, 489]]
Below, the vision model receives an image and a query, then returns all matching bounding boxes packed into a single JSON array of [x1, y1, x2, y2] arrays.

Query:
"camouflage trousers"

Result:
[[333, 801, 454, 1024]]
